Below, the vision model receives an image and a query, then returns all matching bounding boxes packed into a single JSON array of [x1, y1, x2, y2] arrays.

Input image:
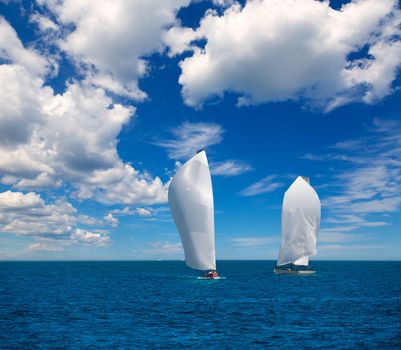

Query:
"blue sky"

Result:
[[0, 0, 400, 261]]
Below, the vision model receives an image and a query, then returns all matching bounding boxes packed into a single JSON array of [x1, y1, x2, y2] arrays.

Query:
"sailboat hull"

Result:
[[274, 269, 315, 275], [274, 265, 315, 275]]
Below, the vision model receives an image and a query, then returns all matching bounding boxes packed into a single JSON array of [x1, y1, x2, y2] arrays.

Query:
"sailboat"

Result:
[[168, 150, 220, 279], [274, 176, 321, 275]]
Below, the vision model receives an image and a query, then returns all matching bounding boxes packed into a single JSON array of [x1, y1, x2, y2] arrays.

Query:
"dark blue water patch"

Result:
[[0, 261, 400, 349]]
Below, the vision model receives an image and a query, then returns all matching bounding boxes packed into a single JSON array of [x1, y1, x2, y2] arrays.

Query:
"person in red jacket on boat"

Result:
[[205, 270, 219, 278]]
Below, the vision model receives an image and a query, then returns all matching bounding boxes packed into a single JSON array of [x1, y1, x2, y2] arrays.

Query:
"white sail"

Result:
[[168, 151, 216, 271], [293, 256, 309, 266], [277, 176, 321, 266]]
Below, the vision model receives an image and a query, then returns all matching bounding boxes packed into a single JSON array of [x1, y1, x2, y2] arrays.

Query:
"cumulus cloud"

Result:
[[26, 231, 110, 252], [170, 0, 401, 110], [155, 121, 224, 160], [78, 215, 101, 226], [0, 16, 50, 76], [239, 175, 284, 196], [0, 190, 44, 210], [40, 0, 190, 99], [0, 3, 202, 253], [79, 213, 121, 228], [0, 17, 168, 205], [0, 190, 76, 237], [0, 190, 113, 248], [72, 164, 168, 205], [103, 213, 118, 228], [71, 228, 110, 247], [163, 26, 198, 57]]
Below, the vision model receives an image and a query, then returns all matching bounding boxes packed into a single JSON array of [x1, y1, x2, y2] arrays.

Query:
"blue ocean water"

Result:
[[1, 261, 400, 349]]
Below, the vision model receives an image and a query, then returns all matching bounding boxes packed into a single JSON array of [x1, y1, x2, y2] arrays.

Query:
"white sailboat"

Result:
[[274, 176, 321, 274], [168, 150, 219, 279]]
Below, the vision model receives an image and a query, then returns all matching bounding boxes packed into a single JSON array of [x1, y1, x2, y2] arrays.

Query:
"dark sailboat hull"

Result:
[[274, 264, 315, 275]]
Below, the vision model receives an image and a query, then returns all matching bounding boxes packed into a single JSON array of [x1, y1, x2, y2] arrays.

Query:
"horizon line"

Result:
[[1, 259, 400, 262]]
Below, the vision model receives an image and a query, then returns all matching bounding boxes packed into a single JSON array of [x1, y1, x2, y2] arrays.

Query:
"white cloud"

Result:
[[0, 16, 50, 76], [71, 228, 110, 247], [0, 190, 44, 210], [110, 206, 168, 218], [171, 0, 401, 110], [109, 207, 132, 216], [135, 208, 152, 217], [0, 190, 113, 249], [0, 190, 76, 237], [30, 13, 59, 31], [155, 121, 224, 160], [103, 213, 118, 228], [0, 17, 168, 205], [78, 215, 101, 226], [74, 165, 168, 205], [0, 175, 18, 185], [341, 17, 401, 106], [41, 0, 190, 99], [163, 26, 198, 57], [79, 212, 120, 228], [23, 231, 111, 255], [107, 206, 174, 223], [239, 175, 283, 196], [0, 65, 48, 149], [15, 173, 63, 189], [210, 160, 252, 176]]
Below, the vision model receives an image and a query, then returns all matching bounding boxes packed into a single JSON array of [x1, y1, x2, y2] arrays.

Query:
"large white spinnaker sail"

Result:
[[168, 151, 216, 271], [277, 176, 321, 266]]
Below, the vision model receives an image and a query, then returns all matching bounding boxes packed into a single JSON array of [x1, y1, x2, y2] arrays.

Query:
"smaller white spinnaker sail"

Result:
[[277, 176, 321, 266], [168, 151, 216, 271]]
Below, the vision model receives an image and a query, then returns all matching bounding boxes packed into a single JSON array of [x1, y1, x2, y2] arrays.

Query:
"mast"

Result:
[[168, 151, 216, 271]]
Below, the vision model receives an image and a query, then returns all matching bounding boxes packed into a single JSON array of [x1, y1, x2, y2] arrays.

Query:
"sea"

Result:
[[1, 261, 400, 349]]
